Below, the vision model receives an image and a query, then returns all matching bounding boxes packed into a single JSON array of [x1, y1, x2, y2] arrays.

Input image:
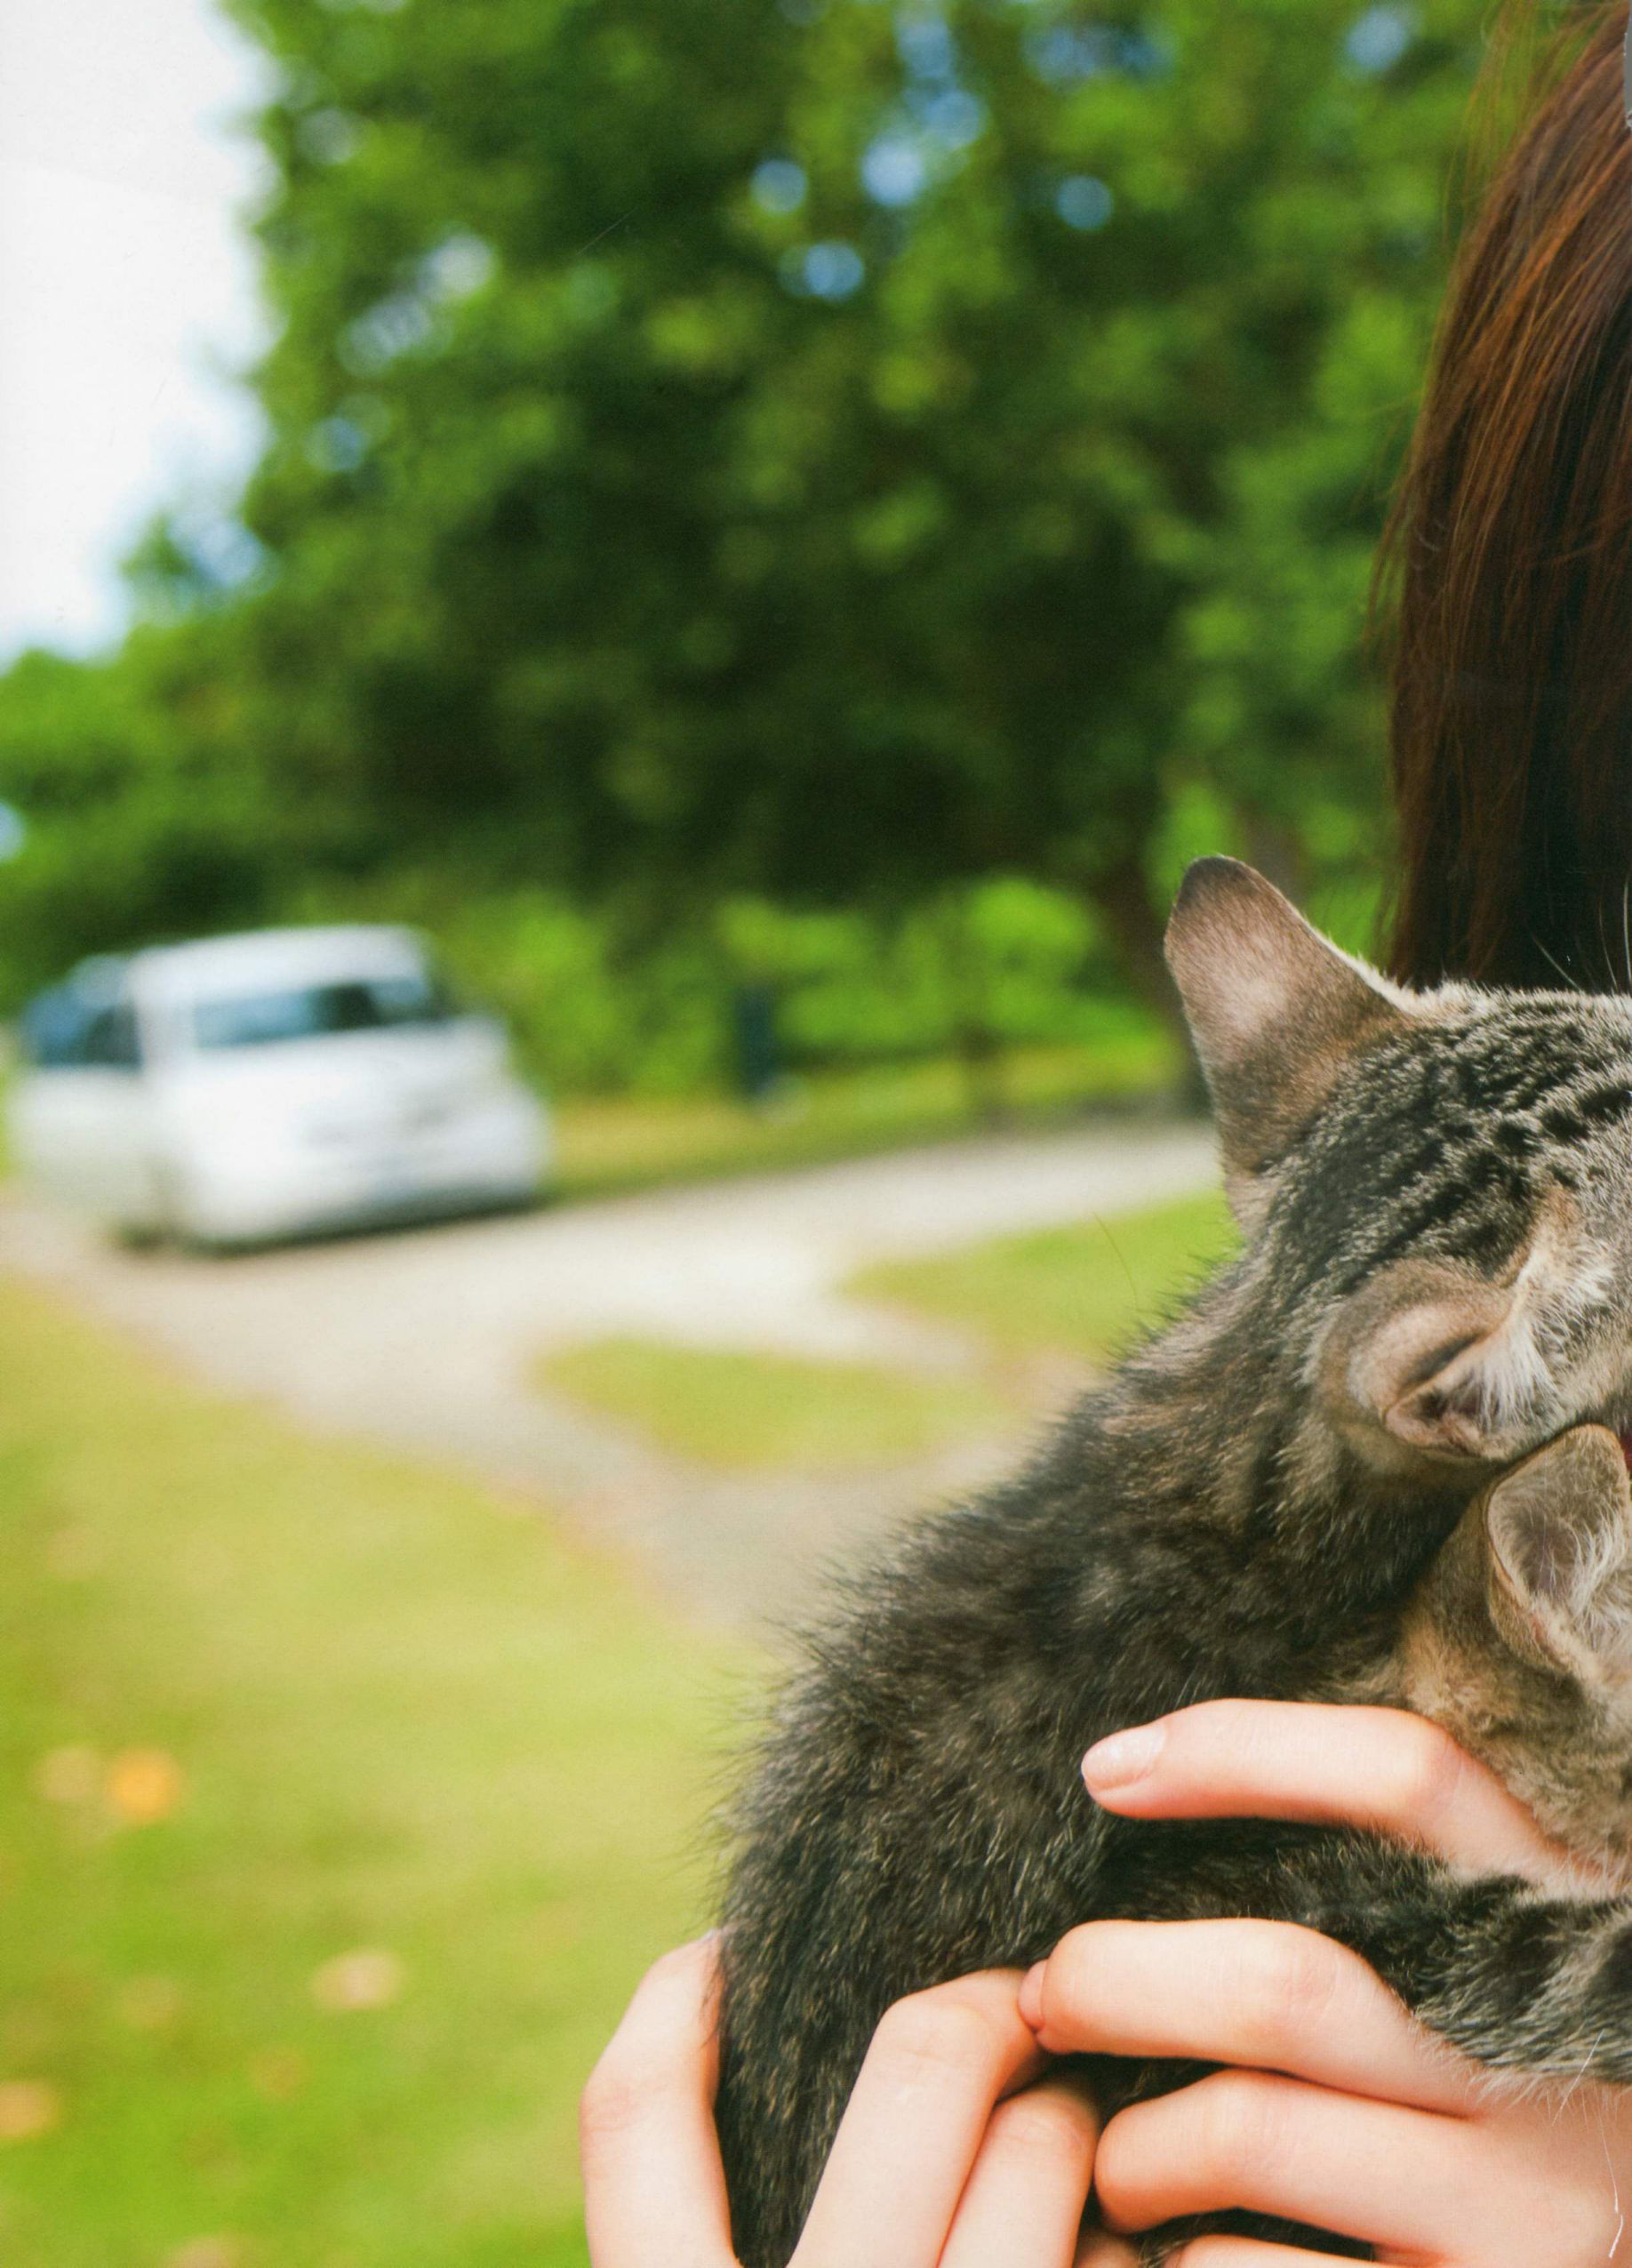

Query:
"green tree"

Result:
[[0, 0, 1500, 1067], [0, 629, 278, 1000], [214, 0, 1489, 1046]]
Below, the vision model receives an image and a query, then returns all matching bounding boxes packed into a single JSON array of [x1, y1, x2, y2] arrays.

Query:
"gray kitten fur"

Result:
[[1397, 1422, 1632, 1885], [715, 859, 1632, 2263]]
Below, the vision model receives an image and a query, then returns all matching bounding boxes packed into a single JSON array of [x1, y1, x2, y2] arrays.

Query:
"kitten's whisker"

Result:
[[1556, 2024, 1604, 2113], [1531, 930, 1580, 990], [1602, 2105, 1625, 2259], [1090, 1212, 1142, 1338], [1594, 896, 1620, 995]]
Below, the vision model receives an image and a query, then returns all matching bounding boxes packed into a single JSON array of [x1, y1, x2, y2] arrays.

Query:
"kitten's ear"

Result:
[[1484, 1427, 1632, 1679], [1164, 858, 1410, 1230], [1327, 1196, 1584, 1465]]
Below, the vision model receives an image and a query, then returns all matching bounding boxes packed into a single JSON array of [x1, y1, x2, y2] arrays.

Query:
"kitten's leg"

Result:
[[1324, 1856, 1632, 2083], [1122, 1822, 1632, 2084], [1100, 1828, 1630, 2264]]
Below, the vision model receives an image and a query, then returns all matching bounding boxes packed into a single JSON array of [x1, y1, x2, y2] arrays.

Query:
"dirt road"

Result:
[[0, 1119, 1217, 1629]]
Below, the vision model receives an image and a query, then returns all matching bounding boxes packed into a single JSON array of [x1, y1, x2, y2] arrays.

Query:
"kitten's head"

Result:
[[1399, 1425, 1632, 1879], [1166, 858, 1632, 1479]]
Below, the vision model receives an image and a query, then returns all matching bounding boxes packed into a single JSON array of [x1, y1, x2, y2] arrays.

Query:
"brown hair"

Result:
[[1384, 5, 1632, 991]]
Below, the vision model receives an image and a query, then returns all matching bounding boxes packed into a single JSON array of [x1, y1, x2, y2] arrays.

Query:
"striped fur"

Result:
[[715, 862, 1632, 2264]]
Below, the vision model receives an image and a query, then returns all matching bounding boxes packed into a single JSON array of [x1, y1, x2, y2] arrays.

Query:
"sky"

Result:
[[0, 0, 269, 661]]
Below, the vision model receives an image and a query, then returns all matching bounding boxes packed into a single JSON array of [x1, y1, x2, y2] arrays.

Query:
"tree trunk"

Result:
[[952, 1020, 1007, 1127]]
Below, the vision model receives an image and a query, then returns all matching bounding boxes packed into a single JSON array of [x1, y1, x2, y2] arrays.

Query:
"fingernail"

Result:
[[1083, 1721, 1166, 1790], [1019, 1961, 1047, 2028]]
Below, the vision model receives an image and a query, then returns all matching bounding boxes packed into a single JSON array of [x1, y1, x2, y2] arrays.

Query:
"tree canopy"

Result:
[[0, 0, 1500, 1049]]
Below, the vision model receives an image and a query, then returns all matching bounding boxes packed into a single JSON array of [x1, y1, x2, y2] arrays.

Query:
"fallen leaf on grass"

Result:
[[167, 2240, 243, 2268], [0, 2080, 61, 2141], [106, 1749, 185, 1825], [310, 1949, 402, 2012]]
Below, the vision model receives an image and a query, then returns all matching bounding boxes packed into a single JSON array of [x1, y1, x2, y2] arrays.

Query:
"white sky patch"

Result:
[[0, 0, 271, 661]]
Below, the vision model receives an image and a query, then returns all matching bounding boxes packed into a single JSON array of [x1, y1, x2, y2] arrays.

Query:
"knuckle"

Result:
[[578, 2055, 648, 2164], [1388, 1719, 1466, 1828], [871, 1985, 1006, 2080], [1039, 1926, 1096, 2019], [984, 2085, 1097, 2173], [1196, 2072, 1283, 2180], [1238, 1923, 1345, 2044]]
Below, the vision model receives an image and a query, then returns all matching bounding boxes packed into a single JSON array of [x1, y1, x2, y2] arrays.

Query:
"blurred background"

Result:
[[0, 0, 1514, 2260]]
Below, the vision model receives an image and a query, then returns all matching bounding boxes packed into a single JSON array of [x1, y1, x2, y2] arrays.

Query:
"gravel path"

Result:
[[0, 1118, 1218, 1630]]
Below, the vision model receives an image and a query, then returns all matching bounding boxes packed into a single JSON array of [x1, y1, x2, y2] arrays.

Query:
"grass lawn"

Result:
[[551, 1030, 1177, 1201], [539, 1339, 1011, 1471], [852, 1190, 1238, 1366], [0, 1277, 750, 2268]]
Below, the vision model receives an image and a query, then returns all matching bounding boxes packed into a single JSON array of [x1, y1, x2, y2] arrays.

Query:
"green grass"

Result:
[[540, 1339, 1012, 1471], [551, 1032, 1177, 1201], [852, 1190, 1238, 1366], [0, 1277, 749, 2268]]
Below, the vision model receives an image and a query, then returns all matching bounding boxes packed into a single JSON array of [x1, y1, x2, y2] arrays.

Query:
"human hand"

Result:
[[581, 1935, 1124, 2267], [1017, 1700, 1632, 2264]]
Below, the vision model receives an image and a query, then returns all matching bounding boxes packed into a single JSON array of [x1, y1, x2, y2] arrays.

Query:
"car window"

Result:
[[80, 1003, 143, 1070], [20, 987, 97, 1068], [19, 989, 141, 1070], [190, 973, 453, 1052]]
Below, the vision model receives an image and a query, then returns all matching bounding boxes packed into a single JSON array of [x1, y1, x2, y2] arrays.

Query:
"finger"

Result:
[[1022, 1917, 1476, 2116], [1172, 2246, 1377, 2267], [1095, 2068, 1476, 2254], [938, 2077, 1099, 2268], [792, 1971, 1044, 2268], [580, 1938, 735, 2268], [1082, 1701, 1562, 1879]]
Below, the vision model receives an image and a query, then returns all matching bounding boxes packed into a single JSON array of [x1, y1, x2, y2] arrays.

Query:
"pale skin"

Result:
[[580, 1702, 1632, 2265]]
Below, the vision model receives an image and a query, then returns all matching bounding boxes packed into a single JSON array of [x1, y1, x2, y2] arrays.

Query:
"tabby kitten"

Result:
[[716, 858, 1632, 2264], [1397, 1425, 1632, 1887]]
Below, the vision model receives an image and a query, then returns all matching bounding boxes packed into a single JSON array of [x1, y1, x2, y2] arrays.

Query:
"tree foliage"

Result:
[[0, 0, 1499, 1054]]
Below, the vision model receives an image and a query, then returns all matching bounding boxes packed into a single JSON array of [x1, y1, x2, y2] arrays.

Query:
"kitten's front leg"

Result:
[[1135, 1822, 1632, 2086], [1342, 1856, 1632, 2083], [1092, 1825, 1631, 2263]]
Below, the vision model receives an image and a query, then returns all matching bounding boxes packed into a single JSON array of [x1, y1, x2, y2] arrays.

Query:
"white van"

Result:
[[9, 926, 549, 1247]]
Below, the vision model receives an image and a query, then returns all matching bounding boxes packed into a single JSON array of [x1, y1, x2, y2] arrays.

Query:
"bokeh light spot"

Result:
[[1056, 175, 1115, 232], [862, 135, 927, 208], [1346, 4, 1414, 74], [919, 87, 985, 148], [799, 242, 867, 301], [752, 158, 808, 215]]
